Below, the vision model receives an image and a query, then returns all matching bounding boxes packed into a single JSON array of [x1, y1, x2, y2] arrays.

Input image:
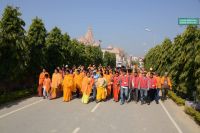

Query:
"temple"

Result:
[[78, 27, 100, 47], [78, 27, 128, 67]]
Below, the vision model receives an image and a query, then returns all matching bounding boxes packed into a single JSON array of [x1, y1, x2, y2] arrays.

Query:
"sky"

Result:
[[0, 0, 200, 56]]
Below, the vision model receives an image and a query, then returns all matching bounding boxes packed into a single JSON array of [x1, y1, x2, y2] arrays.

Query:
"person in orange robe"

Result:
[[74, 69, 84, 98], [51, 69, 60, 99], [155, 72, 161, 103], [38, 69, 48, 97], [81, 71, 94, 104], [113, 71, 120, 102], [104, 70, 112, 99], [62, 70, 74, 102], [43, 74, 51, 99], [57, 69, 63, 97], [161, 72, 172, 101]]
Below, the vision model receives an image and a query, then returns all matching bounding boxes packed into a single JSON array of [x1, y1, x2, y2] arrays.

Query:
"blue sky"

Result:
[[0, 0, 200, 56]]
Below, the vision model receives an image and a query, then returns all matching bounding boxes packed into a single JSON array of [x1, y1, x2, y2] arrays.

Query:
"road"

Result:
[[0, 96, 199, 133]]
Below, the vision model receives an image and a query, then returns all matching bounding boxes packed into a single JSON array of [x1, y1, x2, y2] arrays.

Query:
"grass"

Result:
[[0, 88, 36, 105]]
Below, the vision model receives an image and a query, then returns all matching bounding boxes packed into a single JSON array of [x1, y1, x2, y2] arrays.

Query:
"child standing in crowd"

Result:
[[43, 74, 51, 99]]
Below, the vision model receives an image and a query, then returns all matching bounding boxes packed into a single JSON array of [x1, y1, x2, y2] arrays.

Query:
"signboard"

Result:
[[178, 18, 199, 25]]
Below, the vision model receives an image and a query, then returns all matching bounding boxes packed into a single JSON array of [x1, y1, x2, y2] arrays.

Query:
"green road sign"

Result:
[[178, 18, 199, 25]]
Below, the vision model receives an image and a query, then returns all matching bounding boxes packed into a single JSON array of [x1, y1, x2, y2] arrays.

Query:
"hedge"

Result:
[[185, 107, 200, 125], [168, 90, 185, 106]]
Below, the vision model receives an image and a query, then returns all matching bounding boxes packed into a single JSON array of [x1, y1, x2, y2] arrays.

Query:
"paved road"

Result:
[[0, 96, 199, 133]]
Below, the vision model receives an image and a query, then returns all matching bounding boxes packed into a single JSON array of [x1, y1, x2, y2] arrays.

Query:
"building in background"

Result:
[[78, 27, 129, 67], [78, 27, 100, 47], [101, 45, 126, 67]]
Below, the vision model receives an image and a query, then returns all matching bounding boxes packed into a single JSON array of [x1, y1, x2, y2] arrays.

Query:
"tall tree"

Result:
[[0, 6, 28, 89], [145, 25, 200, 100], [27, 17, 47, 82], [45, 27, 64, 73]]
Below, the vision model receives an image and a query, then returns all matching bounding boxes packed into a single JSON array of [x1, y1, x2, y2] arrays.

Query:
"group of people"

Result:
[[37, 65, 172, 105]]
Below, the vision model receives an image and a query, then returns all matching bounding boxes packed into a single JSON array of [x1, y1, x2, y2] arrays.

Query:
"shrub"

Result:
[[168, 91, 185, 106], [185, 107, 200, 125]]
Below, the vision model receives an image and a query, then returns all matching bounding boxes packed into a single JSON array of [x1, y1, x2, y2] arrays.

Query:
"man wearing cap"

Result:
[[161, 72, 172, 101], [139, 71, 150, 105]]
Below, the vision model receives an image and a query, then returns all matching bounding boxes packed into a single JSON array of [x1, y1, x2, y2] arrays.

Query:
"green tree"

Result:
[[103, 51, 116, 68], [0, 6, 28, 90], [145, 26, 200, 100], [45, 27, 64, 73], [27, 17, 47, 82]]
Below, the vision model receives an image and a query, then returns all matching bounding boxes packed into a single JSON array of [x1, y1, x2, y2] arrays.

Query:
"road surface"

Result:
[[0, 96, 199, 133]]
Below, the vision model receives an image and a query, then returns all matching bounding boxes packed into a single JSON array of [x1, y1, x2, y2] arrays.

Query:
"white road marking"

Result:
[[72, 127, 80, 133], [160, 101, 183, 133], [0, 99, 43, 119], [91, 103, 100, 113]]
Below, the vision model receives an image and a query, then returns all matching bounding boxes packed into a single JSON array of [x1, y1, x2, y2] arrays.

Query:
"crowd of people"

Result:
[[37, 65, 172, 105]]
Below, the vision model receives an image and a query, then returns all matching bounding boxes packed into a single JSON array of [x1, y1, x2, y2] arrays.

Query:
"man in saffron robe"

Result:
[[161, 72, 172, 101], [104, 70, 112, 99], [81, 71, 94, 104], [38, 69, 48, 97], [155, 72, 161, 103], [74, 69, 83, 98], [57, 69, 63, 97], [51, 69, 59, 99], [113, 71, 120, 102], [62, 70, 74, 102]]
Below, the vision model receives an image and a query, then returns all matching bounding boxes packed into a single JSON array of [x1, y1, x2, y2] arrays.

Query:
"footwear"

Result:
[[43, 96, 45, 99], [156, 101, 159, 104], [120, 102, 124, 105], [147, 102, 150, 105]]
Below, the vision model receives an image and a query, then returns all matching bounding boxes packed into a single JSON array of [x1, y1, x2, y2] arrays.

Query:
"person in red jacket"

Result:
[[119, 69, 131, 105], [148, 72, 157, 105], [139, 71, 149, 105], [127, 69, 133, 102], [132, 71, 140, 103]]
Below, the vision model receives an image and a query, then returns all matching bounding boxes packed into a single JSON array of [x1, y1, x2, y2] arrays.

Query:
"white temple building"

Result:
[[78, 27, 100, 47]]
